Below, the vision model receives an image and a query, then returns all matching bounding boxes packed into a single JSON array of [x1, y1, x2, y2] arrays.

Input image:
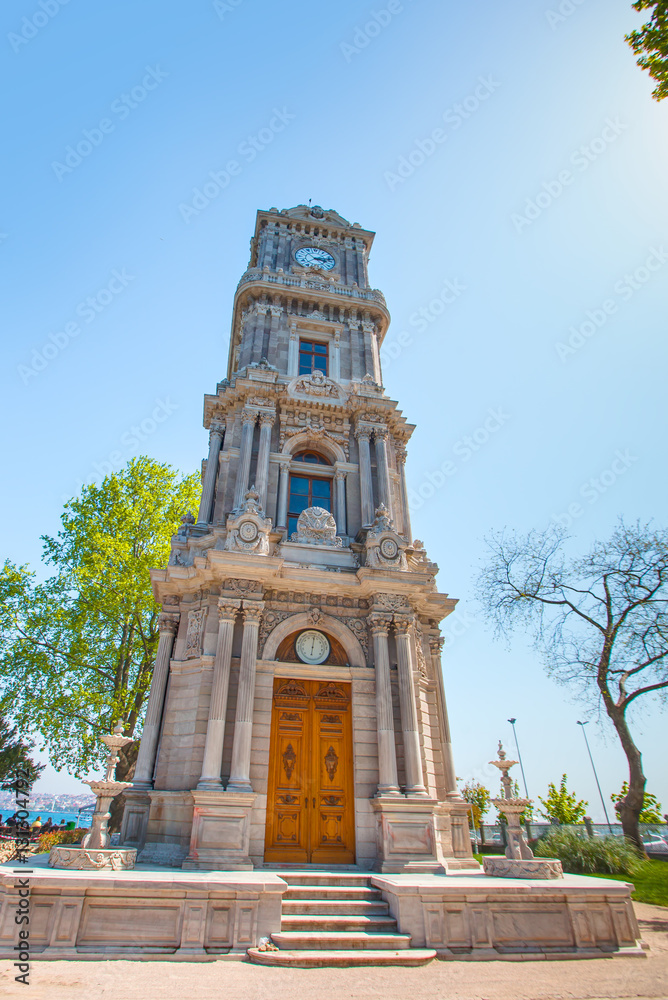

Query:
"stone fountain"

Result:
[[49, 724, 138, 871], [482, 741, 563, 880]]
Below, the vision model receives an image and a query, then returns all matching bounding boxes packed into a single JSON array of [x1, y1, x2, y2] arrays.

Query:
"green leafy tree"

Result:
[[0, 717, 44, 790], [626, 1, 668, 101], [0, 458, 200, 780], [460, 781, 491, 830], [612, 781, 663, 823], [538, 775, 588, 825], [477, 519, 668, 851]]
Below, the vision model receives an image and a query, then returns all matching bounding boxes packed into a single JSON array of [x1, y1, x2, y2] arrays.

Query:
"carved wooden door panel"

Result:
[[264, 678, 355, 865], [310, 683, 355, 864]]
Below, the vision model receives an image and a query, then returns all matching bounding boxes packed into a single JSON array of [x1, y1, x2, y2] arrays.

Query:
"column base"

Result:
[[226, 779, 254, 794], [182, 790, 257, 871], [371, 796, 445, 874]]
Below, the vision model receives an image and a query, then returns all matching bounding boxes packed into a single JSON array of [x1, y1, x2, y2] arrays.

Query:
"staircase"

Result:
[[247, 872, 436, 967]]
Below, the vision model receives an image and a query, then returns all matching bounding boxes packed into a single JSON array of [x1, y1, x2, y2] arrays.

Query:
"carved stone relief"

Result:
[[290, 507, 343, 548], [185, 608, 207, 659]]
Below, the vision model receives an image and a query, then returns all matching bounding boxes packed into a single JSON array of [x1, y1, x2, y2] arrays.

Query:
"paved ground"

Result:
[[1, 902, 666, 1000]]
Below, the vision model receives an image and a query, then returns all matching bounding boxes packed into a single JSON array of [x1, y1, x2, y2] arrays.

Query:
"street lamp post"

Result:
[[577, 720, 613, 834], [507, 718, 529, 800]]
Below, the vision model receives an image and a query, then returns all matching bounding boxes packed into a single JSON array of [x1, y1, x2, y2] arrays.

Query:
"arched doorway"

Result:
[[264, 676, 355, 865]]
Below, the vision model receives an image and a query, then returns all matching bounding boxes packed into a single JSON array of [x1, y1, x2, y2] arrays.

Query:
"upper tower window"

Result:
[[299, 340, 328, 376]]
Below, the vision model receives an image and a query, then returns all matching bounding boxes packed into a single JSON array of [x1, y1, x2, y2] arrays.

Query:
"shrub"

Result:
[[538, 828, 643, 876], [36, 828, 85, 854]]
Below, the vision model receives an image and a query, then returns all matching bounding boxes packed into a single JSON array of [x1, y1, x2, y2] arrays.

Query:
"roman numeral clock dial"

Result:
[[295, 247, 336, 270]]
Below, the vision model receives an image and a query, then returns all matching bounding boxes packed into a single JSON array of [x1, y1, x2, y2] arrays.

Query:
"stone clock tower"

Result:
[[121, 205, 473, 873]]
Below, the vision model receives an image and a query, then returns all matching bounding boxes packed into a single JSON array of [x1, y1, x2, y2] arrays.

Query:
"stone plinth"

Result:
[[182, 791, 256, 870], [372, 797, 445, 874], [482, 855, 564, 879]]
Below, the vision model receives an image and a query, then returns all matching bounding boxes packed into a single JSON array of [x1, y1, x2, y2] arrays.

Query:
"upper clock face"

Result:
[[295, 247, 336, 271], [295, 629, 331, 665]]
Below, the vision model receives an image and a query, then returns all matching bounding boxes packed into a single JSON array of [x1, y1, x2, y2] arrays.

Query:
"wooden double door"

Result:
[[264, 678, 355, 865]]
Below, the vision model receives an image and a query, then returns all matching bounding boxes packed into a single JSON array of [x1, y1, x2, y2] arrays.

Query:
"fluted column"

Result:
[[197, 423, 225, 525], [369, 613, 400, 796], [374, 428, 392, 517], [233, 409, 257, 510], [227, 602, 264, 793], [133, 612, 180, 788], [334, 470, 347, 535], [276, 459, 290, 529], [197, 601, 239, 789], [254, 411, 275, 510], [331, 332, 341, 381], [396, 444, 412, 541], [430, 634, 459, 796], [287, 322, 299, 376], [356, 429, 374, 527], [393, 614, 428, 796]]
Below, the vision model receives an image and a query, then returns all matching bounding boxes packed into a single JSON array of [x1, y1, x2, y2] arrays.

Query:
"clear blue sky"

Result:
[[1, 0, 666, 820]]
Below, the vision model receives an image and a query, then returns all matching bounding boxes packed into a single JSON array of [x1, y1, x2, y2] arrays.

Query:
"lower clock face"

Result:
[[295, 629, 331, 665]]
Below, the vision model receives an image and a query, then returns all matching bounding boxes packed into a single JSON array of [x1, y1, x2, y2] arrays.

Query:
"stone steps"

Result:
[[282, 899, 389, 915], [281, 914, 399, 933], [247, 871, 436, 968], [247, 948, 438, 968]]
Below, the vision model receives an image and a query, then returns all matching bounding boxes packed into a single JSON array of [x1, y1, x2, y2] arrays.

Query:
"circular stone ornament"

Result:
[[239, 520, 259, 542], [380, 538, 399, 559]]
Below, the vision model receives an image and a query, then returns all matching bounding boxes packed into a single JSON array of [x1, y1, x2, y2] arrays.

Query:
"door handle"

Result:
[[313, 797, 315, 808]]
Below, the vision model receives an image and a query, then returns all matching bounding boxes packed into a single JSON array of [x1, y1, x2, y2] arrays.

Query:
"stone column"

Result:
[[227, 602, 264, 793], [356, 428, 374, 527], [393, 614, 428, 796], [287, 322, 299, 376], [429, 635, 458, 796], [132, 612, 180, 788], [276, 459, 290, 529], [369, 613, 400, 796], [254, 411, 275, 509], [331, 331, 341, 381], [396, 444, 412, 541], [374, 428, 392, 517], [197, 601, 239, 789], [197, 423, 225, 525], [233, 410, 257, 510], [334, 470, 347, 535]]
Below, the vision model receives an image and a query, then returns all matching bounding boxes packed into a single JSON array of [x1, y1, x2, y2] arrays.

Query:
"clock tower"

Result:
[[121, 204, 473, 872]]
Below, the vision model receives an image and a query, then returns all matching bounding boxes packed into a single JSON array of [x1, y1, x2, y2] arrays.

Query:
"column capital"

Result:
[[241, 408, 259, 426], [217, 599, 241, 622], [259, 410, 276, 427], [395, 444, 407, 465], [334, 469, 346, 481], [368, 612, 393, 635], [241, 602, 264, 625], [373, 426, 389, 441], [392, 613, 415, 635], [158, 612, 180, 635], [209, 421, 225, 440], [355, 426, 371, 442]]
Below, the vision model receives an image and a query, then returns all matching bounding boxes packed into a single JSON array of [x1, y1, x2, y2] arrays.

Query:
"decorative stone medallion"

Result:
[[239, 520, 259, 542], [380, 538, 399, 560], [290, 506, 343, 548]]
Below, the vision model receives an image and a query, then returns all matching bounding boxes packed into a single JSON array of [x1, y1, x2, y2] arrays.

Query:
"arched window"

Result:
[[293, 451, 331, 465], [288, 451, 332, 535]]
